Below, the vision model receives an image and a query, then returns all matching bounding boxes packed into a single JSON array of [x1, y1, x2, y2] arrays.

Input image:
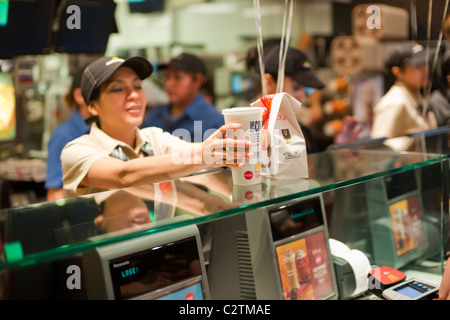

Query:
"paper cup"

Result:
[[222, 107, 264, 185]]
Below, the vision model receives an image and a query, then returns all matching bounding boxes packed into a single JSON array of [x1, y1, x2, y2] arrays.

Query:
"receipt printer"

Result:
[[329, 239, 372, 299]]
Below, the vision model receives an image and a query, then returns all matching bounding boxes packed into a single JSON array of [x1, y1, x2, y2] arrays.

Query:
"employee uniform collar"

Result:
[[394, 80, 423, 105], [89, 123, 153, 160]]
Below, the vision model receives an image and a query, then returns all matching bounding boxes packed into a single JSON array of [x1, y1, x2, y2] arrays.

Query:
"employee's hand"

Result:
[[201, 123, 253, 168], [439, 258, 450, 299]]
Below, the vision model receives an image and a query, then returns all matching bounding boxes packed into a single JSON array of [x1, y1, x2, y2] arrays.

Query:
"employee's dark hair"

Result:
[[64, 66, 87, 110], [85, 87, 101, 128]]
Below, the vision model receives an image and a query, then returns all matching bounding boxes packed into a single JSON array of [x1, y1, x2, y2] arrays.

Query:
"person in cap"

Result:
[[61, 56, 251, 197], [141, 53, 224, 142], [253, 45, 325, 153], [45, 66, 91, 201], [428, 50, 450, 127], [370, 44, 437, 151]]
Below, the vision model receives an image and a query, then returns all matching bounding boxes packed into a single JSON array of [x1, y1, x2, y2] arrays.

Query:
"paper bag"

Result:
[[251, 92, 308, 179]]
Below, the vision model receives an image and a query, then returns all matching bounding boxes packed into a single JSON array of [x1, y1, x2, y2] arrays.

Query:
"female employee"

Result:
[[61, 56, 251, 197]]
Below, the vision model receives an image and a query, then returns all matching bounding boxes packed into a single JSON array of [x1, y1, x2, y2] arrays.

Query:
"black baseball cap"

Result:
[[385, 44, 426, 69], [264, 45, 325, 89], [158, 53, 206, 75], [81, 56, 153, 104]]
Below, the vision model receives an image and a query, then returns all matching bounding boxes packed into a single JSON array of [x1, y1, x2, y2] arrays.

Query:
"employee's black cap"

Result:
[[158, 53, 206, 75], [81, 56, 153, 104], [385, 44, 426, 70], [264, 45, 325, 89]]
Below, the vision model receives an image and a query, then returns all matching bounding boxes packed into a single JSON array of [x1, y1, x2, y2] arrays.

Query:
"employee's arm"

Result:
[[439, 258, 450, 300], [82, 124, 252, 190]]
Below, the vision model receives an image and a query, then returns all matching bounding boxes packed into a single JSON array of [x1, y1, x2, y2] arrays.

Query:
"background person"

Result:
[[429, 50, 450, 127], [141, 53, 224, 142], [45, 66, 91, 201], [370, 44, 437, 151]]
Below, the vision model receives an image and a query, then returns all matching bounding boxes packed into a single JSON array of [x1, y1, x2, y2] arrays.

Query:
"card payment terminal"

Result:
[[382, 279, 439, 300]]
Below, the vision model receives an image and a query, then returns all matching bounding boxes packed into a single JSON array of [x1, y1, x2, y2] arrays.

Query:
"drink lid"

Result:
[[222, 107, 264, 115]]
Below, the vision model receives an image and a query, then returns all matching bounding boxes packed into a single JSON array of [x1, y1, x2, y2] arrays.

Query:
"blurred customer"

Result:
[[141, 53, 224, 142], [45, 67, 91, 201], [371, 44, 437, 151], [429, 50, 450, 127]]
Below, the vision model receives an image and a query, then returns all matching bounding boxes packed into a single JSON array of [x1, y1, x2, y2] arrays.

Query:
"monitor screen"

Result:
[[155, 276, 204, 300], [53, 0, 117, 54], [0, 72, 15, 141], [0, 0, 56, 58], [231, 72, 243, 94], [269, 196, 324, 242], [394, 284, 423, 299], [384, 170, 417, 200], [268, 196, 335, 300], [108, 236, 204, 300], [274, 231, 335, 300], [388, 194, 426, 257], [128, 0, 164, 13]]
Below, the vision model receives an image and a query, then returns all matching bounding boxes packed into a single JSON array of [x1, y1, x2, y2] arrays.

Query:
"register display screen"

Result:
[[156, 277, 204, 300], [268, 197, 324, 242], [268, 197, 334, 300], [388, 195, 426, 256], [108, 236, 204, 300], [274, 231, 334, 300], [394, 284, 423, 298]]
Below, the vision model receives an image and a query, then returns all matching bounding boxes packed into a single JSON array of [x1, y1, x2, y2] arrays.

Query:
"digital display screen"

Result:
[[54, 1, 117, 54], [128, 0, 164, 13], [384, 171, 417, 200], [394, 284, 422, 298], [269, 197, 324, 242], [388, 195, 426, 256], [0, 0, 56, 57], [156, 279, 204, 300], [0, 72, 15, 141], [231, 72, 243, 94], [275, 231, 334, 300], [0, 0, 8, 26], [108, 236, 203, 300]]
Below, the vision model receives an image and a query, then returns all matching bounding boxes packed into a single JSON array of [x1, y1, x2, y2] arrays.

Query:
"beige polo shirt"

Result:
[[371, 81, 437, 151], [61, 123, 188, 197]]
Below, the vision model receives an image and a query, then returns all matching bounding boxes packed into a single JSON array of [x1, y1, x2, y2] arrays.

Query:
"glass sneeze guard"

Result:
[[0, 148, 448, 271]]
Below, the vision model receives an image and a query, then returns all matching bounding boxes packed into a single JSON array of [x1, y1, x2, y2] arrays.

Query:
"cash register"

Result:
[[82, 223, 210, 300]]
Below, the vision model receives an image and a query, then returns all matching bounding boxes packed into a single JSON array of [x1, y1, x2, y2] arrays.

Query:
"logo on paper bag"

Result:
[[281, 129, 291, 140]]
